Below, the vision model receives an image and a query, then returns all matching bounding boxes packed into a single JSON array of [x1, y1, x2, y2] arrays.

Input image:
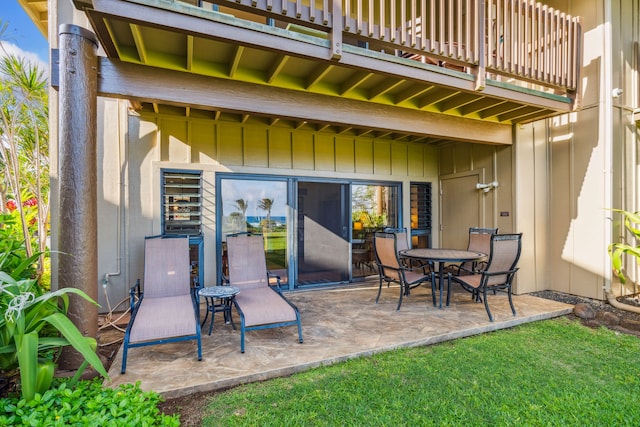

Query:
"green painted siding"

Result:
[[146, 115, 439, 180], [354, 139, 374, 174], [335, 136, 355, 173]]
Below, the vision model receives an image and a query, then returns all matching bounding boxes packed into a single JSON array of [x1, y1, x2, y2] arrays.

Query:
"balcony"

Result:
[[67, 0, 581, 141]]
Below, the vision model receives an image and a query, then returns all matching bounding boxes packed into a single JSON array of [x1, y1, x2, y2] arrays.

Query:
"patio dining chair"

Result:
[[226, 232, 303, 353], [448, 227, 498, 276], [121, 235, 202, 374], [449, 233, 522, 322], [383, 227, 433, 272], [373, 231, 435, 310]]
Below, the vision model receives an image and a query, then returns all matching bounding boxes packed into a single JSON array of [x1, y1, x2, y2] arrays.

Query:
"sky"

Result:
[[1, 1, 49, 70]]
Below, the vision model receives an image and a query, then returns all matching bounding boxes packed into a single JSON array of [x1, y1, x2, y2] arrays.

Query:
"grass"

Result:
[[201, 318, 640, 426]]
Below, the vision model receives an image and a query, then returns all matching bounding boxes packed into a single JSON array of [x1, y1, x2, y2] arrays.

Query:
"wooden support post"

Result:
[[57, 24, 99, 370], [331, 0, 343, 59], [475, 0, 486, 91]]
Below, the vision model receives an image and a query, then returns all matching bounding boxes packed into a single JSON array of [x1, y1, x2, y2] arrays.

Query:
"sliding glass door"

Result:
[[217, 174, 401, 287], [296, 181, 350, 285]]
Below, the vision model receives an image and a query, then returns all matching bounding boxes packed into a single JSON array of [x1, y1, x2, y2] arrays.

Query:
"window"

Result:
[[162, 170, 202, 235], [351, 184, 399, 230], [410, 182, 432, 248]]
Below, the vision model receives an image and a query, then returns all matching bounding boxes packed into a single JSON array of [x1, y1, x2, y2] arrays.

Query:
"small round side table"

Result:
[[198, 286, 240, 335]]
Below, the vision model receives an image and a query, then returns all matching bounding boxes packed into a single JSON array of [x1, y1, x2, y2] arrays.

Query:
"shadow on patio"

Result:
[[106, 281, 573, 398]]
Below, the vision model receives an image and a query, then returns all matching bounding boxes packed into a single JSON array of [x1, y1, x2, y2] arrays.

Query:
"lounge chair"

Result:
[[449, 233, 522, 321], [121, 235, 202, 374], [373, 231, 435, 310], [226, 233, 303, 353]]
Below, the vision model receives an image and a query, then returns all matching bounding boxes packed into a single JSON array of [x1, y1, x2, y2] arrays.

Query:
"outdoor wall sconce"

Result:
[[476, 181, 499, 193]]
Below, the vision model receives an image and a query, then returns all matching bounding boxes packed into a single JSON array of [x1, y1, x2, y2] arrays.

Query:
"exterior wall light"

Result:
[[476, 181, 499, 193]]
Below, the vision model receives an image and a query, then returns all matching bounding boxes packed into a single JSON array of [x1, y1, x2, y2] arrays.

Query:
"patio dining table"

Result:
[[400, 248, 486, 308]]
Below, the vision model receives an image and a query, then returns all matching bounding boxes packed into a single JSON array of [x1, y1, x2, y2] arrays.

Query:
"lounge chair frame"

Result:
[[121, 235, 202, 373], [226, 232, 303, 353]]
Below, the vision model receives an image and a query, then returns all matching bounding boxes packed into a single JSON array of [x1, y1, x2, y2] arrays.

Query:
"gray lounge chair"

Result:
[[121, 235, 202, 373], [226, 233, 303, 353]]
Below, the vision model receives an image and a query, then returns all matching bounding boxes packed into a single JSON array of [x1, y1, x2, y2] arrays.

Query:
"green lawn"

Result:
[[264, 232, 286, 270], [201, 318, 640, 426]]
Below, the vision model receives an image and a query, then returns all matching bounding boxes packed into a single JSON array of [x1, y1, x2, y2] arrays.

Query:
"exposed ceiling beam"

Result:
[[480, 102, 523, 119], [340, 71, 373, 95], [417, 88, 459, 109], [306, 64, 334, 90], [267, 54, 289, 84], [71, 56, 513, 145], [439, 93, 480, 113], [394, 85, 434, 104], [186, 35, 194, 71], [229, 46, 244, 78], [129, 24, 148, 64], [460, 97, 505, 116], [368, 79, 406, 100], [357, 129, 374, 137]]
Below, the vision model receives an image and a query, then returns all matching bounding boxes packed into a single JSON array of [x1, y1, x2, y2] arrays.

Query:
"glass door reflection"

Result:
[[219, 178, 288, 284]]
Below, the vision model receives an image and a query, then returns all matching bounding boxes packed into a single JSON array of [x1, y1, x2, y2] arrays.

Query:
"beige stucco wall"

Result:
[[93, 112, 439, 307]]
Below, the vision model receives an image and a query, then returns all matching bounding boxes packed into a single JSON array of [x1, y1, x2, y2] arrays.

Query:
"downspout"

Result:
[[602, 0, 615, 305], [102, 100, 124, 288]]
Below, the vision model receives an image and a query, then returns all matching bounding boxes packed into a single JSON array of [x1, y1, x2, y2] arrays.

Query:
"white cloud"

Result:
[[0, 41, 49, 77]]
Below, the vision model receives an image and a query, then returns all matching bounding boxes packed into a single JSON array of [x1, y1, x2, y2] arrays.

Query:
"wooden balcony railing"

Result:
[[192, 0, 581, 95]]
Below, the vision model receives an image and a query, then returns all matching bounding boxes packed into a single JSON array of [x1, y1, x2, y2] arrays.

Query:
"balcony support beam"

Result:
[[84, 57, 512, 144]]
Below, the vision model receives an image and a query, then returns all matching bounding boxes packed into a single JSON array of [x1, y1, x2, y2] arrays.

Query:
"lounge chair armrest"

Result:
[[191, 277, 202, 304], [129, 279, 142, 311], [267, 271, 282, 291]]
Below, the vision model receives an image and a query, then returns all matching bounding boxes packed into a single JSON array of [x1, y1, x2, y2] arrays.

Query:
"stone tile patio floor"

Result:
[[106, 281, 573, 398]]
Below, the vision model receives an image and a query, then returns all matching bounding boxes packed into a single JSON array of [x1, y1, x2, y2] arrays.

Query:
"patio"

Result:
[[106, 281, 573, 398]]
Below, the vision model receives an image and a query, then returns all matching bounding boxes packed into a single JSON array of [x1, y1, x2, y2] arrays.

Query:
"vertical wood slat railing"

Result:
[[205, 0, 580, 92]]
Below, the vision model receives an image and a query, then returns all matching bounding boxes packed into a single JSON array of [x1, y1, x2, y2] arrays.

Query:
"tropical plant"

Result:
[[234, 198, 248, 221], [608, 209, 640, 284], [258, 198, 274, 230], [0, 214, 36, 280], [0, 51, 49, 275], [0, 236, 107, 402]]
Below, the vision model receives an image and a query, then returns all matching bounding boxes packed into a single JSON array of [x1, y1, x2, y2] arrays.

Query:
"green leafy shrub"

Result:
[[608, 209, 640, 284], [0, 214, 38, 281], [0, 231, 107, 401], [0, 378, 180, 426]]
